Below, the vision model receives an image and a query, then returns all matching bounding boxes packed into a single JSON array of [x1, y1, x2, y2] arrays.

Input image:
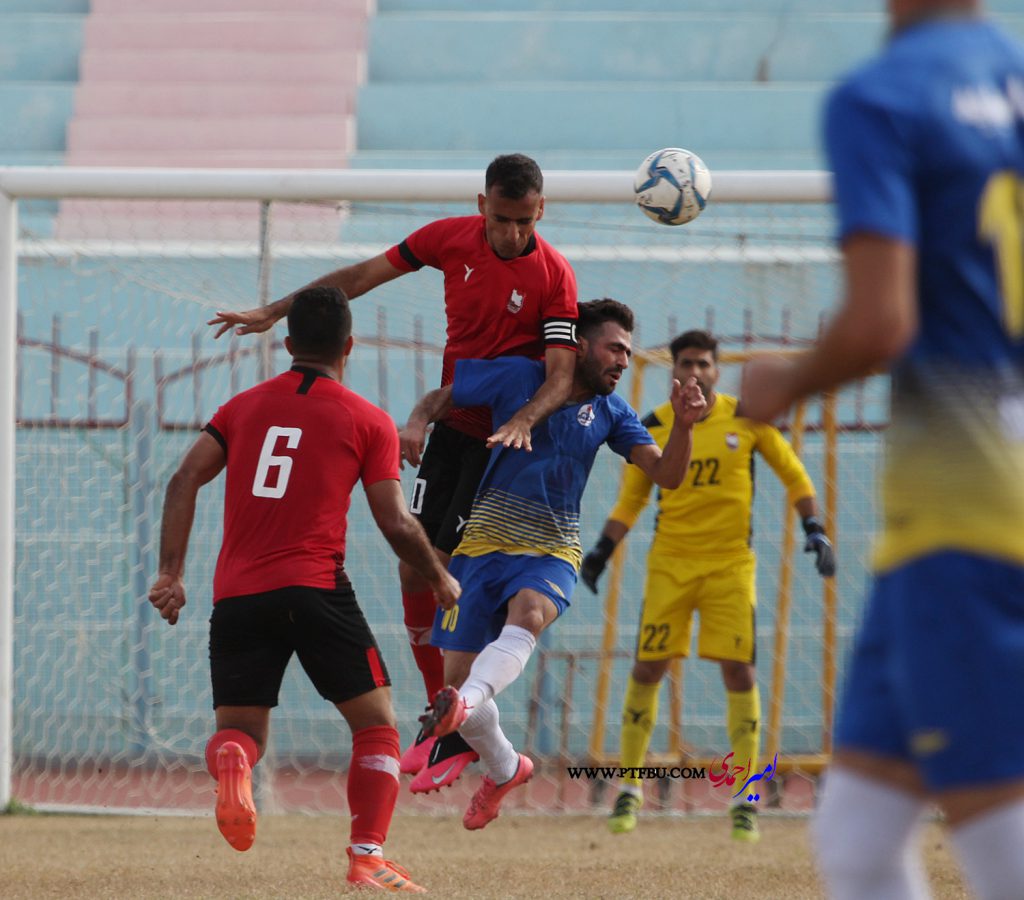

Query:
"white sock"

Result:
[[950, 799, 1024, 899], [459, 698, 520, 783], [350, 842, 383, 857], [813, 767, 930, 900], [460, 624, 536, 711], [618, 782, 642, 799]]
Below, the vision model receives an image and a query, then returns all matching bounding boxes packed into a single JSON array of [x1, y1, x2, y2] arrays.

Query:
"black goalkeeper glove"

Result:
[[580, 536, 616, 593], [802, 516, 836, 578]]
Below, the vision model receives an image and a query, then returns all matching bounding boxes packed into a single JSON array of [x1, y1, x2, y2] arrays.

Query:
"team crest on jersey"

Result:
[[725, 432, 739, 450], [577, 404, 595, 427], [507, 289, 525, 313]]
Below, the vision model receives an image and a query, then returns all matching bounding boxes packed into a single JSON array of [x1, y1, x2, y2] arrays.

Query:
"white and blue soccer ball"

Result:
[[633, 148, 712, 226]]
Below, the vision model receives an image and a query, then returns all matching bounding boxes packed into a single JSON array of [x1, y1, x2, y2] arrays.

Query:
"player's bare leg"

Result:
[[338, 687, 426, 893], [207, 706, 267, 852]]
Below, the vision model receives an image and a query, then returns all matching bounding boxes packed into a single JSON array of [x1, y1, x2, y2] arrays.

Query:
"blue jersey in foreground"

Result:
[[825, 17, 1024, 571]]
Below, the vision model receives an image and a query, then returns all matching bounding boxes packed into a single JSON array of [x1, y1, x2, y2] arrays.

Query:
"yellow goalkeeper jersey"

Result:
[[608, 393, 815, 555]]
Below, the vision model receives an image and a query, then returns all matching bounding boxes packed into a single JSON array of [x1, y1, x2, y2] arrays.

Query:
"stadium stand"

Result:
[[54, 0, 373, 239], [357, 0, 1022, 172]]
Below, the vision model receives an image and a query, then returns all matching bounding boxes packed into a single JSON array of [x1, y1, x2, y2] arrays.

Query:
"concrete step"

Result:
[[79, 49, 364, 84], [84, 13, 365, 52], [73, 82, 353, 117], [67, 115, 354, 153]]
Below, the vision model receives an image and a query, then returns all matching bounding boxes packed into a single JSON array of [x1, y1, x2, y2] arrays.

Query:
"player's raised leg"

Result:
[[205, 716, 264, 852]]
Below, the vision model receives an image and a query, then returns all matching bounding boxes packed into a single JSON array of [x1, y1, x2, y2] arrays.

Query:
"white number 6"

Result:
[[252, 426, 302, 498]]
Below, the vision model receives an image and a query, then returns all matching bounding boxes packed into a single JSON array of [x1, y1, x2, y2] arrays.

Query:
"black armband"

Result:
[[801, 516, 825, 537]]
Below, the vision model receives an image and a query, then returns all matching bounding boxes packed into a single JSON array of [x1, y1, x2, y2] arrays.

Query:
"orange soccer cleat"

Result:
[[463, 753, 534, 831], [215, 741, 257, 852], [346, 848, 427, 893]]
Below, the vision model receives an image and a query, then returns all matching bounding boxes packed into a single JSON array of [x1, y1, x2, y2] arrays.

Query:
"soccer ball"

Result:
[[633, 148, 712, 226]]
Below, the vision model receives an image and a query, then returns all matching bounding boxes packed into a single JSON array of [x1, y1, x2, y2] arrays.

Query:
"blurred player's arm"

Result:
[[148, 432, 226, 625], [398, 385, 453, 469], [740, 236, 917, 421], [488, 345, 575, 452], [208, 253, 405, 338], [365, 479, 461, 610]]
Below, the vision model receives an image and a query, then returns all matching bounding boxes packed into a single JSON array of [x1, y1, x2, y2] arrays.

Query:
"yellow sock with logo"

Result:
[[726, 685, 761, 800], [618, 676, 660, 789]]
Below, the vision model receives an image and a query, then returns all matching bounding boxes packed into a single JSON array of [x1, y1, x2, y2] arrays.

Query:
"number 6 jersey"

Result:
[[203, 366, 400, 601]]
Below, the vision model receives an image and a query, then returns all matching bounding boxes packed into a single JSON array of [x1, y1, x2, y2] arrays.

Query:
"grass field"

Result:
[[0, 811, 969, 898]]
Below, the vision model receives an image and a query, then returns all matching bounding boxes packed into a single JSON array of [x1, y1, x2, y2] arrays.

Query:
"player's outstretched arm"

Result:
[[207, 254, 405, 339], [630, 376, 706, 489], [148, 432, 225, 625], [795, 497, 836, 578], [365, 479, 461, 610], [739, 236, 917, 422], [580, 519, 630, 593], [399, 385, 454, 469], [488, 346, 575, 451]]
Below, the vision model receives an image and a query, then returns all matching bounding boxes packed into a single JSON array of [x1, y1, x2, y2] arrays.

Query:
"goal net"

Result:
[[0, 170, 884, 817]]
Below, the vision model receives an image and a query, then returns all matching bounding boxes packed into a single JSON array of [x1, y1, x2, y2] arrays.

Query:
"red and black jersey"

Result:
[[385, 215, 578, 440], [204, 366, 400, 602]]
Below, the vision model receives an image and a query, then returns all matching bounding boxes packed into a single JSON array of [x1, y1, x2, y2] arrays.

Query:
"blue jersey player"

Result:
[[402, 298, 707, 830], [741, 2, 1024, 897]]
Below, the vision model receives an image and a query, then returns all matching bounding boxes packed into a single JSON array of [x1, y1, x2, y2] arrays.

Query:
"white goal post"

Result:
[[0, 167, 835, 813]]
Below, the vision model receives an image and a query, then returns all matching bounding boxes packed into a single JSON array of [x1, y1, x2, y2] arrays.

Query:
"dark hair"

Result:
[[287, 286, 352, 362], [577, 298, 635, 341], [485, 153, 544, 199], [670, 329, 718, 362]]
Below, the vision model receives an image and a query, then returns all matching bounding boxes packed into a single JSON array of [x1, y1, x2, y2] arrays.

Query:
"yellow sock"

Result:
[[726, 685, 761, 794], [619, 676, 660, 789]]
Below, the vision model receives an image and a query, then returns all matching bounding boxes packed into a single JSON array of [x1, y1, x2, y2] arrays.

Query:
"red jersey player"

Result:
[[150, 286, 458, 892], [208, 154, 579, 785]]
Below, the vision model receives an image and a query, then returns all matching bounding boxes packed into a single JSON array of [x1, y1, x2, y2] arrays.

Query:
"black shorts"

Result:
[[208, 585, 390, 708], [408, 420, 492, 555]]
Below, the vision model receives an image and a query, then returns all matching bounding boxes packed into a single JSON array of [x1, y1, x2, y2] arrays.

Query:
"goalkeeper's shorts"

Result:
[[835, 550, 1024, 789], [635, 548, 757, 664]]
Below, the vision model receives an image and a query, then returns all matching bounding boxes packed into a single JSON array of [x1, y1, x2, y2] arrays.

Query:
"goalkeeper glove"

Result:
[[802, 516, 836, 577], [580, 536, 616, 593]]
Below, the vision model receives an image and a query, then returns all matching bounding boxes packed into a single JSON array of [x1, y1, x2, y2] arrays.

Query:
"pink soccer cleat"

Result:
[[463, 753, 534, 831]]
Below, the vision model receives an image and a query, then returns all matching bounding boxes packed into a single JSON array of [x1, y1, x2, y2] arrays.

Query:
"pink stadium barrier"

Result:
[[78, 49, 364, 84], [67, 115, 354, 153], [83, 14, 366, 52], [91, 0, 373, 12], [73, 83, 353, 118]]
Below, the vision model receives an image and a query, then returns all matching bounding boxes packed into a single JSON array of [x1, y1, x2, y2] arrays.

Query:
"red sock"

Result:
[[403, 589, 444, 700], [205, 728, 259, 780], [349, 725, 401, 846]]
